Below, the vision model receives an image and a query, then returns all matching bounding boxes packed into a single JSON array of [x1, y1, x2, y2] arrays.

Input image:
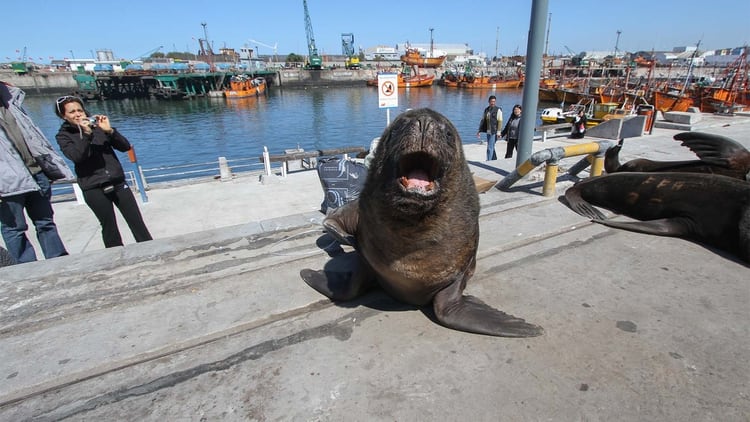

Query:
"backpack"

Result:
[[316, 156, 368, 213]]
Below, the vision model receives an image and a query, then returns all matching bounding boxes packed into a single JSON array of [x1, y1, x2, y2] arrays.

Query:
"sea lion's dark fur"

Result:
[[301, 108, 543, 337], [604, 132, 750, 180], [564, 172, 750, 262]]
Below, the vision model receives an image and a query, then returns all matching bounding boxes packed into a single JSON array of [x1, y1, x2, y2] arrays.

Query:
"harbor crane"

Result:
[[341, 33, 360, 69], [132, 46, 163, 62], [302, 0, 323, 69], [249, 39, 278, 63]]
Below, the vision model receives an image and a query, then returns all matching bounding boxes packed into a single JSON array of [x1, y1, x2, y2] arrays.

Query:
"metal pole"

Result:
[[127, 146, 149, 203], [516, 0, 549, 167]]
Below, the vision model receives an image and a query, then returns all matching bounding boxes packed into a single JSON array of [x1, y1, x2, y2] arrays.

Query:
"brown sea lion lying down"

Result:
[[564, 172, 750, 263], [301, 108, 543, 337], [604, 131, 750, 180]]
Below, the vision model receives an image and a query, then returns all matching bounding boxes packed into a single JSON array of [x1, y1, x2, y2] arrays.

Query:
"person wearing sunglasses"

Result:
[[54, 96, 152, 248], [0, 81, 73, 263]]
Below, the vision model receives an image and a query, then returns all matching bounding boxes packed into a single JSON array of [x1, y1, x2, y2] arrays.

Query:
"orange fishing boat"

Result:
[[224, 75, 267, 99], [699, 47, 748, 113], [439, 71, 523, 89], [653, 90, 695, 112], [366, 71, 435, 88], [400, 48, 446, 68]]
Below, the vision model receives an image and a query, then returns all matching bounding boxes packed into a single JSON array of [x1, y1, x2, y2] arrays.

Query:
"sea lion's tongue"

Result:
[[406, 169, 431, 189]]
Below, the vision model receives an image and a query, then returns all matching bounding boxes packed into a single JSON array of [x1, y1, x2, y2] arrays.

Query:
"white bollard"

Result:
[[219, 156, 232, 181], [263, 146, 272, 176]]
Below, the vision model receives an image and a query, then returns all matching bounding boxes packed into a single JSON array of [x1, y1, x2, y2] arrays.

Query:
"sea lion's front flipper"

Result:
[[432, 275, 544, 338], [593, 217, 692, 237], [300, 255, 376, 301], [322, 200, 360, 247]]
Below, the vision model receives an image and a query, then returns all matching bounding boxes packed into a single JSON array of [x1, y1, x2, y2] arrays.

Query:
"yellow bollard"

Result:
[[590, 155, 605, 176], [542, 162, 559, 197]]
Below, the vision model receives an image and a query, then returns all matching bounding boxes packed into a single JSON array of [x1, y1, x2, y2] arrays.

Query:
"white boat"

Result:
[[540, 107, 566, 124]]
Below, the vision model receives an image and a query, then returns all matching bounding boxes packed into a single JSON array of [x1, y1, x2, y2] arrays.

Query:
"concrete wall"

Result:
[[276, 68, 387, 87], [0, 70, 77, 94]]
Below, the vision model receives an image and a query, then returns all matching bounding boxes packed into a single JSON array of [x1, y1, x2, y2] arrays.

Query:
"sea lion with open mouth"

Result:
[[301, 108, 543, 337], [564, 171, 750, 263], [604, 131, 750, 180]]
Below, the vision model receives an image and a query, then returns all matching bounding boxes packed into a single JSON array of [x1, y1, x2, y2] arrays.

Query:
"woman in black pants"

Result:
[[501, 104, 522, 159], [55, 96, 152, 248]]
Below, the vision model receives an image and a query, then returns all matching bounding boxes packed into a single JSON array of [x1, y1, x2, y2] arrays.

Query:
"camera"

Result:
[[83, 117, 97, 126]]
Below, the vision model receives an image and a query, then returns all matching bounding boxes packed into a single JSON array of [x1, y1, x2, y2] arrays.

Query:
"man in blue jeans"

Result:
[[0, 81, 74, 263], [476, 95, 503, 161]]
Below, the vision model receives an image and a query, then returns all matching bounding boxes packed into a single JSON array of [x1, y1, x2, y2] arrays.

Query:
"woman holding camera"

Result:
[[54, 96, 152, 248]]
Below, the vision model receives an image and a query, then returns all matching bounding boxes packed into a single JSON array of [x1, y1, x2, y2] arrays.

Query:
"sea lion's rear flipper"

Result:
[[322, 200, 360, 247], [593, 217, 692, 237], [432, 276, 544, 338], [674, 131, 750, 171], [604, 139, 624, 173], [564, 185, 607, 220]]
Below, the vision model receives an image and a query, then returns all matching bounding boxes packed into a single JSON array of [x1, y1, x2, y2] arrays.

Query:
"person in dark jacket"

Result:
[[570, 109, 587, 139], [1, 81, 72, 263], [476, 95, 503, 161], [500, 104, 522, 159], [54, 96, 152, 248]]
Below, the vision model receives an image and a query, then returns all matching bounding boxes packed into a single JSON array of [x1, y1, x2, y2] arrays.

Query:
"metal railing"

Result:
[[51, 156, 267, 202], [497, 141, 615, 197]]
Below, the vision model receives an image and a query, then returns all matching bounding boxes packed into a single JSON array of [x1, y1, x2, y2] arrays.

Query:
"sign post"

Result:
[[377, 73, 398, 126]]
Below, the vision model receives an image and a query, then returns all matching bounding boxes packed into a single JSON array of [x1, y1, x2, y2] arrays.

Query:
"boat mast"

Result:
[[544, 13, 551, 57], [429, 27, 434, 58], [679, 38, 701, 96]]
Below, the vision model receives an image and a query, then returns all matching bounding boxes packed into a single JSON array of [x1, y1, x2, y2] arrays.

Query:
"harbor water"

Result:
[[22, 87, 533, 182]]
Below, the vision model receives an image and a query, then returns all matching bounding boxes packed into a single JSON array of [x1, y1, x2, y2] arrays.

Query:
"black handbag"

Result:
[[35, 154, 66, 180]]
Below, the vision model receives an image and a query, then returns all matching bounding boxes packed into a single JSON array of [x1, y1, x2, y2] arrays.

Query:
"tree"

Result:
[[286, 53, 304, 63]]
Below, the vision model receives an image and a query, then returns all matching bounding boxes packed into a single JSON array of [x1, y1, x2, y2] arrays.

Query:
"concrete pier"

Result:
[[1, 113, 749, 421]]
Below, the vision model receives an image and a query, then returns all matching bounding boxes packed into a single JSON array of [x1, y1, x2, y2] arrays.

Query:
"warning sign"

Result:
[[378, 73, 398, 108]]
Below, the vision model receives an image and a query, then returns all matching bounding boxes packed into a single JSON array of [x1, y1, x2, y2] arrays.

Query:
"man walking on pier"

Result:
[[476, 95, 503, 161], [0, 81, 73, 263]]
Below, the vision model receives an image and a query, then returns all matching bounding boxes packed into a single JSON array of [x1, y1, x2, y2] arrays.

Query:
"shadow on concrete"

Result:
[[467, 160, 512, 177]]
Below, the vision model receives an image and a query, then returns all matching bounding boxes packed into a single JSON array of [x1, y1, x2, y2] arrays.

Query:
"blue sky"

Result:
[[4, 0, 749, 63]]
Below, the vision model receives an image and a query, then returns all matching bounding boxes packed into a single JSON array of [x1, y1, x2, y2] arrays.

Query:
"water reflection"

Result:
[[22, 87, 530, 170]]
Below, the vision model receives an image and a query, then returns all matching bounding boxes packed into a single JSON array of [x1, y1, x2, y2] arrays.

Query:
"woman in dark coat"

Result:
[[570, 109, 587, 139], [500, 104, 522, 159], [54, 96, 152, 248]]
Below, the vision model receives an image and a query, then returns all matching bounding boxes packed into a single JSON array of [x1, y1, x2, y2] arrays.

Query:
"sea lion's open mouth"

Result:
[[398, 152, 440, 195]]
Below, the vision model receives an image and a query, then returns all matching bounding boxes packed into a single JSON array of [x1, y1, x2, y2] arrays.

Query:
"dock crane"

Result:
[[302, 0, 323, 69], [341, 33, 360, 69], [249, 39, 278, 63]]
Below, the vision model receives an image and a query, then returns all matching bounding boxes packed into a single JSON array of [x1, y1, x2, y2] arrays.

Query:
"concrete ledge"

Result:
[[663, 111, 703, 124]]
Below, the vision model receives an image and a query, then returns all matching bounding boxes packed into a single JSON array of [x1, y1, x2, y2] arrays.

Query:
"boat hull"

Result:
[[400, 49, 446, 68], [367, 73, 434, 88], [653, 91, 694, 112], [224, 77, 267, 99], [440, 76, 522, 89]]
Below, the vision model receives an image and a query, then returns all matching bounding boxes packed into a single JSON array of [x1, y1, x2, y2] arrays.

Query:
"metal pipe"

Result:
[[496, 140, 614, 191], [542, 160, 559, 196], [516, 0, 549, 166]]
